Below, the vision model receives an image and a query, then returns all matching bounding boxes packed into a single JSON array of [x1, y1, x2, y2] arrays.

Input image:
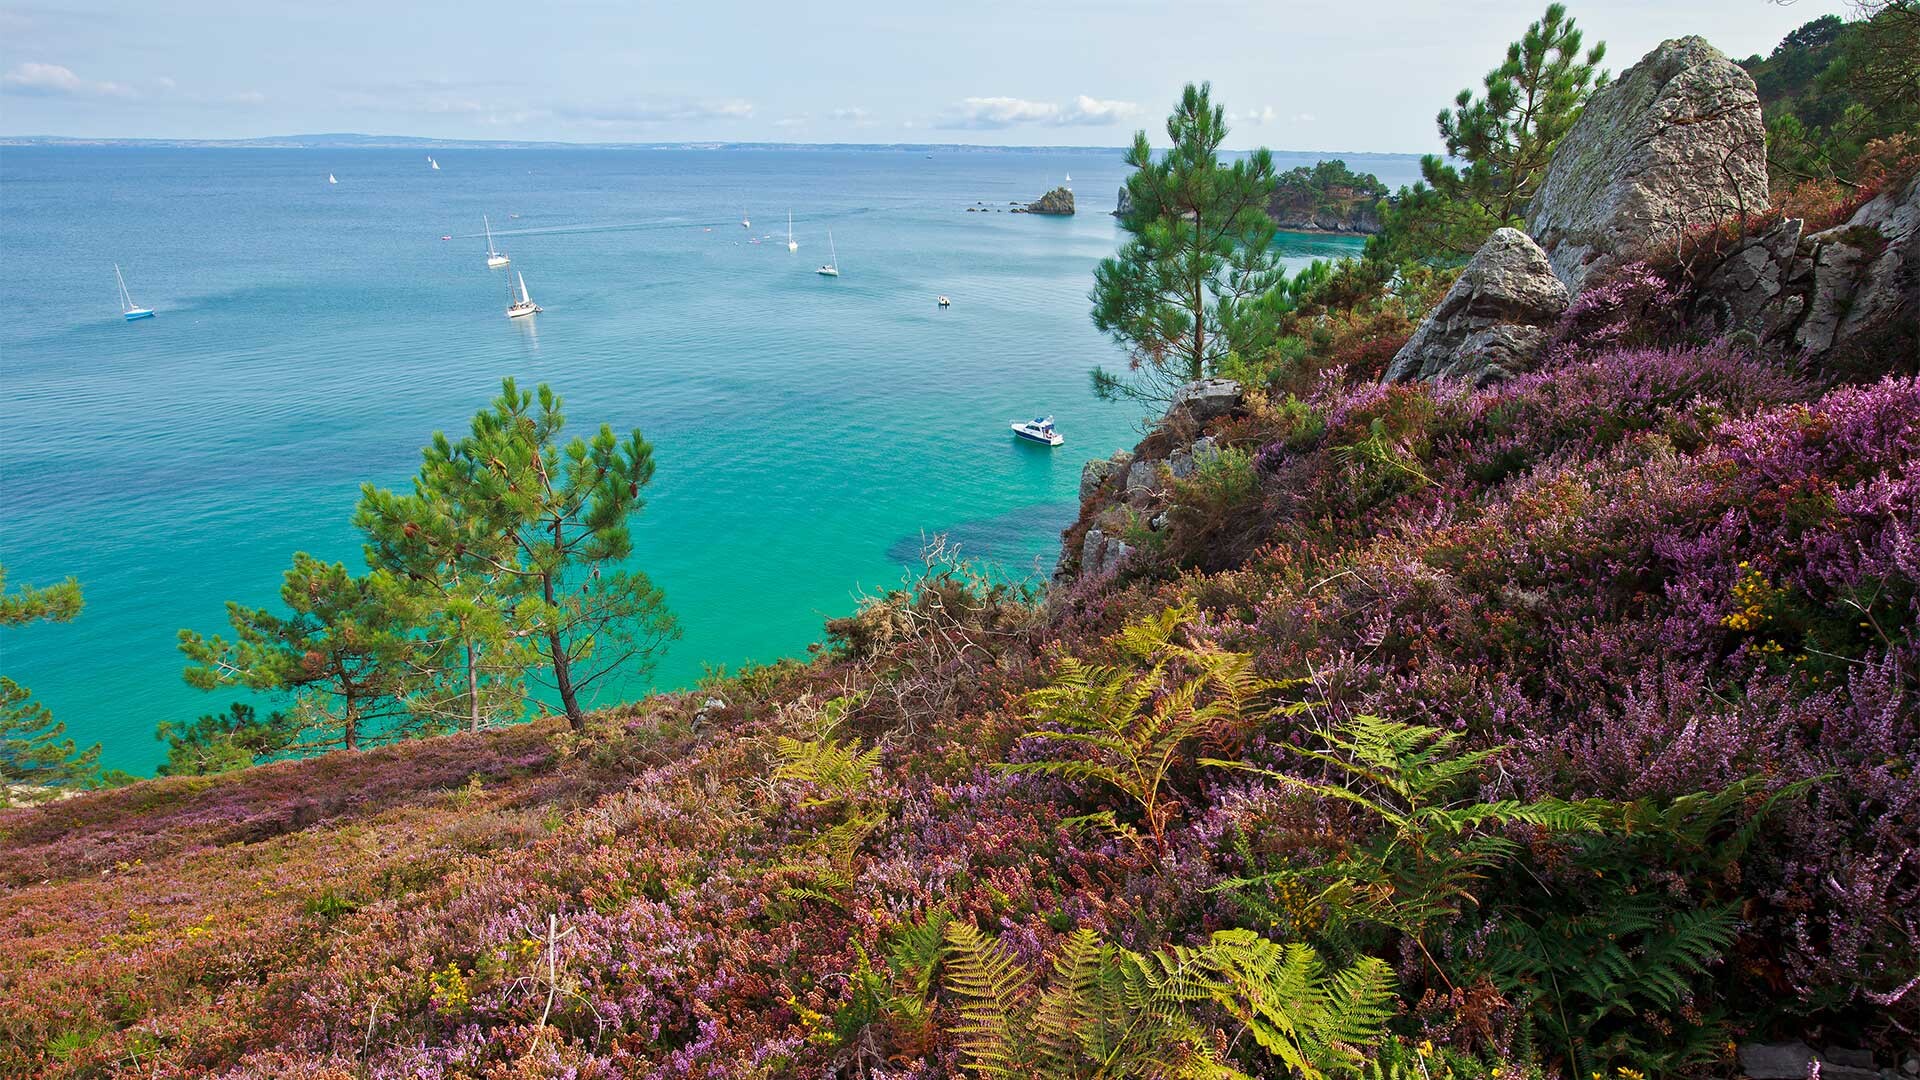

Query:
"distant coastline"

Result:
[[0, 132, 1425, 160]]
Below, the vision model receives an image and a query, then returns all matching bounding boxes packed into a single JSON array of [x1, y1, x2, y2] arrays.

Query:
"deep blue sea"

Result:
[[0, 146, 1407, 773]]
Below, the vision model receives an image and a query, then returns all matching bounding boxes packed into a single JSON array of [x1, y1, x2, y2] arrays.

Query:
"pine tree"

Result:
[[0, 565, 101, 802], [154, 702, 298, 776], [1091, 83, 1296, 404], [1370, 4, 1607, 262], [179, 554, 428, 752], [357, 477, 539, 734], [369, 379, 678, 732]]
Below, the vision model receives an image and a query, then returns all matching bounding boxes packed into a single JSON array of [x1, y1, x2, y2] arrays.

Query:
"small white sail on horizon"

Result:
[[114, 264, 154, 321], [816, 230, 840, 277], [484, 215, 510, 268], [328, 173, 337, 184], [786, 211, 798, 253], [428, 155, 440, 170], [506, 271, 541, 318]]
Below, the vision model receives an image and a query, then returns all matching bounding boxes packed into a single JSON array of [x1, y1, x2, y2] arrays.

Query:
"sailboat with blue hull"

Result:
[[115, 264, 154, 321]]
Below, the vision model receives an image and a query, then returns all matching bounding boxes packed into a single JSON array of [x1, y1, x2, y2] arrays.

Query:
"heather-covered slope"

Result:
[[3, 354, 1915, 1077]]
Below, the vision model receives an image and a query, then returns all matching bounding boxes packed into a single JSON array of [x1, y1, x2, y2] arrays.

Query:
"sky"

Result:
[[0, 0, 1857, 152]]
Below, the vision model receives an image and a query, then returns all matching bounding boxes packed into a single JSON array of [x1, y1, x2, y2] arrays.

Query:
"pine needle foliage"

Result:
[[941, 921, 1393, 1079], [0, 565, 100, 801], [1206, 716, 1607, 962], [996, 604, 1289, 849]]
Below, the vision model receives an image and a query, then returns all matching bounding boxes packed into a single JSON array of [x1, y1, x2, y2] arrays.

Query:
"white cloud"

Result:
[[937, 93, 1140, 130], [1065, 95, 1141, 125], [1294, 112, 1317, 123], [1235, 105, 1278, 125], [773, 114, 809, 128], [831, 106, 874, 127], [1, 62, 135, 99]]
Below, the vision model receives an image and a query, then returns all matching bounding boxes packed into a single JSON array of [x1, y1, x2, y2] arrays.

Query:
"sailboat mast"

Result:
[[114, 264, 133, 311], [484, 215, 496, 255]]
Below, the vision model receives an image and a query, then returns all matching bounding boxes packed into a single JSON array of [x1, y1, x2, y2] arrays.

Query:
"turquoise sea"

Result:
[[0, 146, 1400, 773]]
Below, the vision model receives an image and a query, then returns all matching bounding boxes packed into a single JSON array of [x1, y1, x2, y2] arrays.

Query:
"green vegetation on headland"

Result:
[[2, 4, 1917, 1077]]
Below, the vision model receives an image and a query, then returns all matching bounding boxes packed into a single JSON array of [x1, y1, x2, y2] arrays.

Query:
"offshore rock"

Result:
[[1114, 186, 1132, 218], [1384, 228, 1568, 384], [1527, 36, 1769, 293], [1171, 378, 1244, 424], [1025, 187, 1076, 215]]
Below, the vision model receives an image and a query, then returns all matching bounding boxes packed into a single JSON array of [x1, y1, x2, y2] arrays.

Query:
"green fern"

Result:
[[943, 922, 1036, 1077], [942, 921, 1390, 1079], [1477, 777, 1818, 1077], [995, 603, 1295, 847], [1206, 715, 1606, 969], [768, 713, 888, 907]]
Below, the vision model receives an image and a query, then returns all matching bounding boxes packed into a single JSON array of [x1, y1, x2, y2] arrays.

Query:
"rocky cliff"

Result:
[[1527, 36, 1770, 293]]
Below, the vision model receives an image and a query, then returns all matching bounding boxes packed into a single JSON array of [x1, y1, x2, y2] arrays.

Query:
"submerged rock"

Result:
[[1025, 187, 1076, 215], [1527, 36, 1768, 293], [1384, 228, 1568, 384]]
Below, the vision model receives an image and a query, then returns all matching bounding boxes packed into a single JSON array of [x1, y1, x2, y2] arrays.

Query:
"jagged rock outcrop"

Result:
[[1023, 187, 1075, 215], [1114, 187, 1132, 218], [1078, 528, 1132, 578], [1384, 228, 1569, 384], [1527, 36, 1769, 293], [1171, 377, 1244, 424], [1079, 451, 1133, 502], [1693, 170, 1920, 357]]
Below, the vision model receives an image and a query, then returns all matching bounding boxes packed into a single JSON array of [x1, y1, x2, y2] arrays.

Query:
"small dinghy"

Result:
[[1011, 415, 1063, 446], [937, 295, 951, 307]]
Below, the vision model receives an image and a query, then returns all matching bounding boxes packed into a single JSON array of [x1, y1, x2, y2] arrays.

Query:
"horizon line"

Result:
[[0, 131, 1427, 157]]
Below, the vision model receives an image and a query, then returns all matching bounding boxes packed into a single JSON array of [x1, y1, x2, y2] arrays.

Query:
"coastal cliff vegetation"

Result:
[[1, 4, 1917, 1078]]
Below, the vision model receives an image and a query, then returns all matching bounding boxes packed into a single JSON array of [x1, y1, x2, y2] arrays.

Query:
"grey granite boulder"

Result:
[[1114, 186, 1133, 218], [1798, 170, 1920, 353], [1527, 36, 1768, 293], [1078, 451, 1134, 502], [1171, 378, 1244, 424], [1026, 187, 1075, 215], [1124, 458, 1160, 497], [1384, 228, 1569, 384], [1739, 1042, 1815, 1079], [1080, 528, 1132, 578]]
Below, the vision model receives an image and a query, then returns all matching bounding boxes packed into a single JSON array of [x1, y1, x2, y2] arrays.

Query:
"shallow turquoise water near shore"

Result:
[[0, 146, 1383, 773]]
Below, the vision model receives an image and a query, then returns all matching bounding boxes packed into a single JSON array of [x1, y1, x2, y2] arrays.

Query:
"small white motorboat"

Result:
[[937, 295, 951, 307], [1012, 415, 1063, 446]]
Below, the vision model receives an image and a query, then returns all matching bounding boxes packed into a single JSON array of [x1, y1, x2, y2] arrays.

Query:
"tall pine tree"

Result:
[[1371, 4, 1607, 262], [0, 566, 101, 803], [179, 554, 429, 752], [364, 379, 677, 732], [1090, 83, 1295, 404]]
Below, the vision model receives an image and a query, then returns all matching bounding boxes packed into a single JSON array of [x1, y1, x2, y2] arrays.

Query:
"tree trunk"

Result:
[[543, 568, 585, 731], [466, 640, 481, 733]]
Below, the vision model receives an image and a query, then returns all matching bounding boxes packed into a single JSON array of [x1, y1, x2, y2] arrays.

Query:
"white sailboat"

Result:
[[786, 211, 798, 253], [428, 155, 440, 170], [114, 264, 154, 321], [816, 230, 840, 277], [483, 215, 510, 268], [506, 272, 541, 318], [327, 173, 337, 185], [741, 213, 751, 229]]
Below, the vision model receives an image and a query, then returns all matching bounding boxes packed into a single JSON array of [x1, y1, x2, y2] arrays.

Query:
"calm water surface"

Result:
[[0, 146, 1390, 772]]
